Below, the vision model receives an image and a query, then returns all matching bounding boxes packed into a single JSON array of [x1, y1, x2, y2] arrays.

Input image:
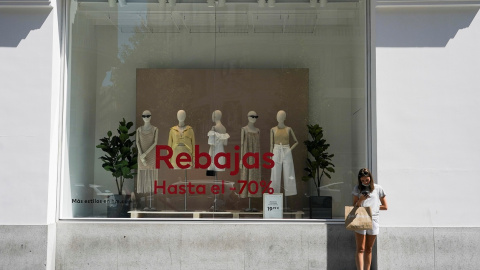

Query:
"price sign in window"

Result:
[[263, 194, 283, 219]]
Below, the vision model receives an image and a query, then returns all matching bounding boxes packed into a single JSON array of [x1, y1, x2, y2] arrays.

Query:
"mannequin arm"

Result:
[[191, 129, 195, 161], [136, 129, 144, 156], [142, 128, 158, 157], [240, 128, 245, 167], [289, 127, 299, 151], [168, 129, 173, 148], [258, 128, 261, 150], [270, 128, 274, 153], [136, 129, 147, 166]]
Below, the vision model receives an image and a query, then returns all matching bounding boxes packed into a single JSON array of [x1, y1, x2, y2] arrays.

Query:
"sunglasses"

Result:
[[249, 115, 259, 119], [358, 170, 369, 177], [142, 115, 151, 118]]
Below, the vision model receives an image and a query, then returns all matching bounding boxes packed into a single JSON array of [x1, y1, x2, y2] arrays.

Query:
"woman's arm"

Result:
[[353, 194, 369, 207], [380, 196, 388, 210], [353, 195, 359, 206]]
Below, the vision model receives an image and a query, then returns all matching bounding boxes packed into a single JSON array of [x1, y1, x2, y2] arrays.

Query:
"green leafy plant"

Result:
[[96, 118, 138, 195], [302, 124, 335, 196]]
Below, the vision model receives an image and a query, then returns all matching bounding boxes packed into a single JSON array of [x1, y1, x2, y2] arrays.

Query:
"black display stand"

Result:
[[309, 196, 332, 219]]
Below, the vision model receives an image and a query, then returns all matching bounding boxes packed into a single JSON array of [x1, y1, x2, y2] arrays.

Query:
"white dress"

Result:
[[207, 130, 230, 171]]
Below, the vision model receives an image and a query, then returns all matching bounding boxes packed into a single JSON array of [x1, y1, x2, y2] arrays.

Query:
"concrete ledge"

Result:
[[55, 222, 356, 270], [434, 227, 480, 269], [2, 223, 473, 269], [378, 227, 480, 269], [3, 223, 477, 269], [377, 227, 435, 270], [376, 0, 480, 7], [0, 225, 48, 269]]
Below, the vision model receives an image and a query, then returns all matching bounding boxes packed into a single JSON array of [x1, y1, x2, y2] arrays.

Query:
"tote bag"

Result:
[[345, 206, 373, 231]]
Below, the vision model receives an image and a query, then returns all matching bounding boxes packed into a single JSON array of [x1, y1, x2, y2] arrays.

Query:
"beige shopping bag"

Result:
[[345, 206, 373, 231]]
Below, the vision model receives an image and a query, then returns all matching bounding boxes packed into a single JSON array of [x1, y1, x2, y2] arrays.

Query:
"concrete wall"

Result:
[[55, 222, 356, 270], [378, 227, 480, 270], [0, 225, 49, 269]]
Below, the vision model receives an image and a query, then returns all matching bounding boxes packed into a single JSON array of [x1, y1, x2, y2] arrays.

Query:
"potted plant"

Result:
[[302, 124, 335, 219], [96, 118, 138, 217]]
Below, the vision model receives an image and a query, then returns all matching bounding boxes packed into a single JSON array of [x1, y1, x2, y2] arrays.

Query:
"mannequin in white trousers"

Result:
[[270, 110, 298, 196]]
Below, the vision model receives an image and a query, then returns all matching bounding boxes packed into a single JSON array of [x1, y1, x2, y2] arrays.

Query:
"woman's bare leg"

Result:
[[364, 234, 377, 270], [355, 232, 366, 270]]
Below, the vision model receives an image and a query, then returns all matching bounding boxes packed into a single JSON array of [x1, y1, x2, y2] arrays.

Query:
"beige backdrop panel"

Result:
[[136, 69, 308, 212]]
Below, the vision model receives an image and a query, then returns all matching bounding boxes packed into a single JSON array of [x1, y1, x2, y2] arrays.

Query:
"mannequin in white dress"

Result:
[[207, 110, 230, 172]]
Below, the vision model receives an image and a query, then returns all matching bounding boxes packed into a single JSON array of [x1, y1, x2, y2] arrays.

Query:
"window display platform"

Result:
[[128, 210, 304, 219]]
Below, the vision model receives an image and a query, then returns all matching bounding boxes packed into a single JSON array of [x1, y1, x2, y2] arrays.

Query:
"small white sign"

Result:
[[263, 193, 283, 219]]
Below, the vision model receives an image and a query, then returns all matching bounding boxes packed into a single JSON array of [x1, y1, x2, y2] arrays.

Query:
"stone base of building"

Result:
[[2, 224, 480, 269]]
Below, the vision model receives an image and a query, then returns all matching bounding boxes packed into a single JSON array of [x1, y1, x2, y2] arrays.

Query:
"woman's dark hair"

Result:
[[357, 168, 375, 192]]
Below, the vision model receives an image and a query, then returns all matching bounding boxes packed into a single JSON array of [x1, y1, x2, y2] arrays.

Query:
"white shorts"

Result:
[[355, 219, 379, 236]]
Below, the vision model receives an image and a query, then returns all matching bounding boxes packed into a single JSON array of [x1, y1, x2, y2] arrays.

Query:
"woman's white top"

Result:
[[352, 184, 386, 219]]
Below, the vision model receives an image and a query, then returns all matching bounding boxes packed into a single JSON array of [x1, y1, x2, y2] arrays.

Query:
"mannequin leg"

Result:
[[282, 149, 297, 196], [270, 146, 282, 194]]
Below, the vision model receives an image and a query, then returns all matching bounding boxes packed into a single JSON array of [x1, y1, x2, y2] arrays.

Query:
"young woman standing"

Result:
[[352, 168, 388, 270]]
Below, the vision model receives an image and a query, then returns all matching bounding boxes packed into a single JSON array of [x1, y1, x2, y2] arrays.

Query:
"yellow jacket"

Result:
[[168, 125, 195, 168]]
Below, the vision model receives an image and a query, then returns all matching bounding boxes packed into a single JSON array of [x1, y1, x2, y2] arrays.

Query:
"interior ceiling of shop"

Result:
[[76, 2, 361, 33]]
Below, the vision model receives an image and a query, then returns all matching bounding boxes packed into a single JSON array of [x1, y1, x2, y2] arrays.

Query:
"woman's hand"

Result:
[[359, 193, 370, 201], [353, 194, 369, 207]]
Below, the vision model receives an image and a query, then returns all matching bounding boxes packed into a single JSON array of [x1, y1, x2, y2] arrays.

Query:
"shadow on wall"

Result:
[[0, 8, 52, 47], [376, 7, 479, 47], [325, 224, 370, 270]]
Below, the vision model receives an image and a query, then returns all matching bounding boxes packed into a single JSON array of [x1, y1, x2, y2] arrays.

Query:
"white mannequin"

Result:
[[270, 110, 298, 152], [168, 109, 195, 169], [177, 110, 187, 134], [211, 110, 227, 137], [270, 110, 298, 197], [240, 111, 260, 167], [243, 111, 259, 133], [136, 110, 159, 209], [208, 110, 230, 172], [137, 110, 158, 166], [240, 111, 262, 204]]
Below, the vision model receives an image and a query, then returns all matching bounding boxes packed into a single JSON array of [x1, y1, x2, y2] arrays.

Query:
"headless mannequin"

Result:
[[270, 110, 298, 197], [240, 111, 262, 211], [136, 110, 158, 210]]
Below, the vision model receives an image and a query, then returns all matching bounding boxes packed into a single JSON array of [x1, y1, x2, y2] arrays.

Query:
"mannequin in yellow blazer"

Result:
[[168, 110, 195, 169]]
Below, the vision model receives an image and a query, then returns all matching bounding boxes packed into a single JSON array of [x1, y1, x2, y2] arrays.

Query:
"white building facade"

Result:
[[1, 0, 480, 269]]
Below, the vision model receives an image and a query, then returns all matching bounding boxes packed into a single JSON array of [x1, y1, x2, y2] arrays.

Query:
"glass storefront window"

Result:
[[61, 0, 368, 219]]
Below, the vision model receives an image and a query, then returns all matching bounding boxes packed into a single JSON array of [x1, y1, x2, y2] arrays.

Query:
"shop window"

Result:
[[62, 0, 368, 220]]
